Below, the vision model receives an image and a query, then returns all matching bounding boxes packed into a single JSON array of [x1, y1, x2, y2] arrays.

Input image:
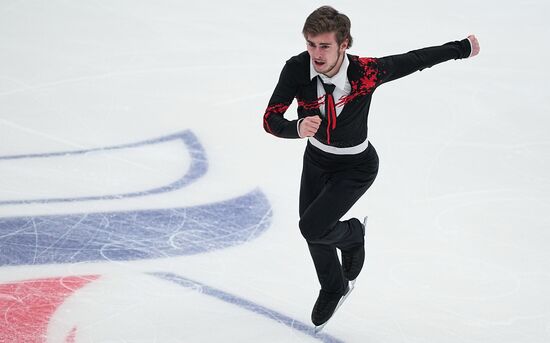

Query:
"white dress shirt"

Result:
[[310, 54, 352, 117], [297, 54, 351, 138], [300, 54, 370, 155]]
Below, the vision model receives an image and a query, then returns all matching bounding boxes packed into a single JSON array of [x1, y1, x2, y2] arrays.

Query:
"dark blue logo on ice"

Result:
[[0, 131, 342, 342]]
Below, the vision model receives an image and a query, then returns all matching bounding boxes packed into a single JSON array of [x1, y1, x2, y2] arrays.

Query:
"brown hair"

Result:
[[302, 6, 353, 48]]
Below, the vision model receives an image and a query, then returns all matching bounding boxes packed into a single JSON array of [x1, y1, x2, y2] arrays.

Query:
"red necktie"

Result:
[[321, 80, 337, 145]]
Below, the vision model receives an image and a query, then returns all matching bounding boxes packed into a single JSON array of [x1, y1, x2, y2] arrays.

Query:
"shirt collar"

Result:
[[310, 53, 349, 90]]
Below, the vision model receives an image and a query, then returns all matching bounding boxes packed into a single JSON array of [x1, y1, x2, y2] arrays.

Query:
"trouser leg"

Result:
[[299, 145, 379, 293], [307, 242, 346, 294]]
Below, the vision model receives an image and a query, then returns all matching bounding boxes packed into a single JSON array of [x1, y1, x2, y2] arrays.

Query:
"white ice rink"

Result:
[[1, 0, 549, 342]]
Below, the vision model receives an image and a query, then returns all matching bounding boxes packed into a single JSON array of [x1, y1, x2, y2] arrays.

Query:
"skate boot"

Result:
[[342, 216, 367, 281], [312, 282, 355, 332]]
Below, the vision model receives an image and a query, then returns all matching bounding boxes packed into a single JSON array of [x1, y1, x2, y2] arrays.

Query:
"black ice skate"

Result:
[[342, 216, 367, 281], [312, 280, 355, 333]]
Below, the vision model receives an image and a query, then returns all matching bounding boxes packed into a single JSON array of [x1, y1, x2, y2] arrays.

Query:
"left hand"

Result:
[[467, 34, 480, 57]]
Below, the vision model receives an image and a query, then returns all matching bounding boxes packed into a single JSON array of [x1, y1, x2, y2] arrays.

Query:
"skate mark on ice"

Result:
[[152, 272, 345, 343], [0, 189, 272, 266], [0, 275, 98, 343]]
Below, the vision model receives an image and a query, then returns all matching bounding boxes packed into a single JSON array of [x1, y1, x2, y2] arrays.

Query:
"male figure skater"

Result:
[[262, 6, 480, 329]]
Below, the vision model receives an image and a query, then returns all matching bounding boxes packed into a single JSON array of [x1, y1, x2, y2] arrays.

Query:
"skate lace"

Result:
[[342, 250, 353, 272]]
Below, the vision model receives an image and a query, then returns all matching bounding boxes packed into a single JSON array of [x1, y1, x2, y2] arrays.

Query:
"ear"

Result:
[[340, 38, 349, 51]]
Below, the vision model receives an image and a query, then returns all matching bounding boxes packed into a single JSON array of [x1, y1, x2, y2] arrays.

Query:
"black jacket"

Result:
[[263, 38, 472, 148]]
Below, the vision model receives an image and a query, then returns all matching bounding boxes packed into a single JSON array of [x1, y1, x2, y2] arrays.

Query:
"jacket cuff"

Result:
[[297, 118, 304, 138], [460, 38, 473, 58]]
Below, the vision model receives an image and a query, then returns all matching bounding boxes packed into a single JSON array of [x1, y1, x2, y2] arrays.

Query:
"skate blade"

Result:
[[314, 280, 356, 333]]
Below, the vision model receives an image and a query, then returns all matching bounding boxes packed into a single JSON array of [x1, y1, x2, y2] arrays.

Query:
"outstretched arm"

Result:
[[375, 35, 480, 86]]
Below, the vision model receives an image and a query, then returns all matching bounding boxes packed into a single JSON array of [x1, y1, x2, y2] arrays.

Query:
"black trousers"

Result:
[[299, 141, 379, 294]]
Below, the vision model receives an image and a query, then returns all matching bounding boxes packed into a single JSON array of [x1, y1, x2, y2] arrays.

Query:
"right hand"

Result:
[[299, 116, 322, 138]]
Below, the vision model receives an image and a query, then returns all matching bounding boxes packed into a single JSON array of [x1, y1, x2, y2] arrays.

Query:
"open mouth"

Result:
[[314, 60, 325, 67]]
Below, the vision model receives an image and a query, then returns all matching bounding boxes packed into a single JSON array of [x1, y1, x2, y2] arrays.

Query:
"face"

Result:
[[306, 32, 348, 77]]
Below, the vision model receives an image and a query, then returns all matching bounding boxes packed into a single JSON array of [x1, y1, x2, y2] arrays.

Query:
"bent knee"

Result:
[[299, 218, 326, 242]]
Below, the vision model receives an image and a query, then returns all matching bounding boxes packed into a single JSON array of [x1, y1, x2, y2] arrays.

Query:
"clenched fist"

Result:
[[467, 34, 480, 57], [299, 116, 322, 138]]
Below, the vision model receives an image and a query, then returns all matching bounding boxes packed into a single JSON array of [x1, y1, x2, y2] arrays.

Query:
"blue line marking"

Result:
[[0, 189, 272, 266], [0, 130, 333, 340], [0, 130, 207, 205], [151, 272, 344, 343]]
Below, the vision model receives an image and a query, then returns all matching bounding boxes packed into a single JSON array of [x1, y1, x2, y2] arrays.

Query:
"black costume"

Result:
[[263, 39, 472, 295]]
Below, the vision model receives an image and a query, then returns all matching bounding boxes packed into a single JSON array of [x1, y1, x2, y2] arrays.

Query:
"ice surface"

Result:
[[1, 0, 549, 342], [0, 131, 204, 205]]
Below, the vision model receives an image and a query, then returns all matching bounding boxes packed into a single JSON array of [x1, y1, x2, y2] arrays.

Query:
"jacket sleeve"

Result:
[[263, 61, 301, 139], [375, 38, 472, 86]]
